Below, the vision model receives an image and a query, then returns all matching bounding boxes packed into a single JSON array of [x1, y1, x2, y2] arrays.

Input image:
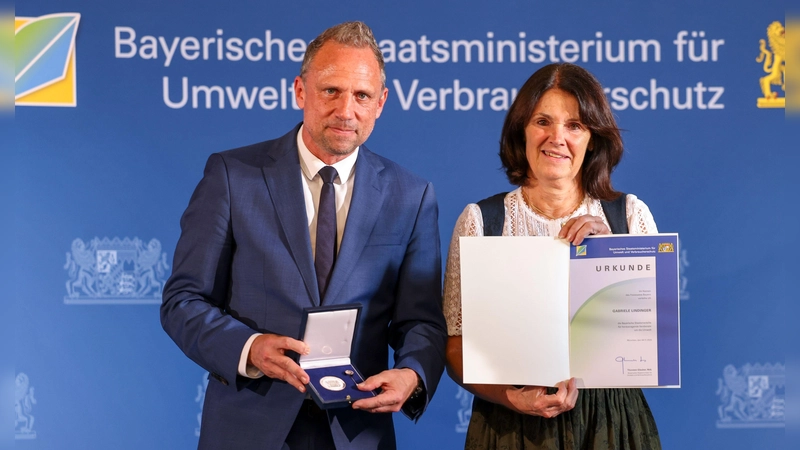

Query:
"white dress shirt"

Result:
[[238, 126, 359, 378]]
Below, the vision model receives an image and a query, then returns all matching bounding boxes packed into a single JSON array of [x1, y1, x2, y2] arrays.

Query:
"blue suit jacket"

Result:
[[161, 124, 447, 450]]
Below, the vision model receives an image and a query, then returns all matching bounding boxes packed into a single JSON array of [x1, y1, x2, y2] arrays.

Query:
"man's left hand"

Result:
[[351, 368, 419, 413]]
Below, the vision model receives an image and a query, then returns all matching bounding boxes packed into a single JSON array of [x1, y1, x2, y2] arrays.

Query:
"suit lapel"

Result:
[[261, 126, 320, 306], [323, 147, 385, 304]]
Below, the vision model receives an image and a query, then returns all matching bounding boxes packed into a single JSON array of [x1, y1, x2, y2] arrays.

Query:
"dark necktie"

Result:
[[315, 166, 338, 300]]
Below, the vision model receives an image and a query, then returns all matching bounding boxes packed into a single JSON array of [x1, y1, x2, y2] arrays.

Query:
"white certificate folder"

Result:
[[459, 234, 680, 388]]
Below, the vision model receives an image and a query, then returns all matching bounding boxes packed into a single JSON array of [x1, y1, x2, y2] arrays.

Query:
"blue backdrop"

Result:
[[14, 1, 789, 449]]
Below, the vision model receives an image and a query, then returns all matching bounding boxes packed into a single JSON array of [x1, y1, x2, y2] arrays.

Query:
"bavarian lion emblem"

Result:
[[756, 21, 785, 108]]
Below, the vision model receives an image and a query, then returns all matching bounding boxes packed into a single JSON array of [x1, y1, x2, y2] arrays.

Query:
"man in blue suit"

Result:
[[160, 21, 447, 450]]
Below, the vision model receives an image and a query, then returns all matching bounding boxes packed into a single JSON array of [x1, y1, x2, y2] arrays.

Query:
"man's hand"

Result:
[[505, 378, 579, 418], [247, 333, 310, 392], [351, 368, 419, 413], [559, 214, 611, 245]]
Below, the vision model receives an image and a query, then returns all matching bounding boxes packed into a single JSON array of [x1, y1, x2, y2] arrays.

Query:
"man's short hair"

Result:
[[300, 21, 386, 88]]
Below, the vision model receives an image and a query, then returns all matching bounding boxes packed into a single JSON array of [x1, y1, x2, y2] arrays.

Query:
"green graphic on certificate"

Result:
[[570, 277, 658, 387]]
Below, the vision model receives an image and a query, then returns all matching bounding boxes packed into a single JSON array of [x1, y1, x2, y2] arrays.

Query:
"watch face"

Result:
[[319, 376, 346, 392], [412, 379, 424, 398]]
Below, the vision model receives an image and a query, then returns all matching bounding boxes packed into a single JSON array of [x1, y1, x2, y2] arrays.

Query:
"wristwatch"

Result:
[[408, 376, 424, 402], [402, 374, 426, 418]]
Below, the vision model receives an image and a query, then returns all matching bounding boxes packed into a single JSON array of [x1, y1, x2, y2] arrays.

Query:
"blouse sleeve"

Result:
[[443, 203, 484, 336], [626, 194, 659, 234]]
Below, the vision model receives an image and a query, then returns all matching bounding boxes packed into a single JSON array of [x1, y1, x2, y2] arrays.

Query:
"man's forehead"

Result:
[[313, 63, 377, 81], [310, 43, 379, 71]]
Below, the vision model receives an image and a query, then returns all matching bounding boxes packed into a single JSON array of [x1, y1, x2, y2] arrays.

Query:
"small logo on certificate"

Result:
[[658, 243, 674, 253], [575, 245, 587, 256], [320, 376, 346, 391]]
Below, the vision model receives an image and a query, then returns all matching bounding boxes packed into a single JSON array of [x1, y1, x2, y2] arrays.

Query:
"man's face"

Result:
[[294, 42, 388, 164]]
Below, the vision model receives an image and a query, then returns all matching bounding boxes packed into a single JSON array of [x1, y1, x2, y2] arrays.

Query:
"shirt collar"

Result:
[[297, 125, 358, 184]]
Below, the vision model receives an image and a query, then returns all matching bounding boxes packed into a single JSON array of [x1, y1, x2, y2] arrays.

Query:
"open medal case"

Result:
[[299, 304, 376, 409]]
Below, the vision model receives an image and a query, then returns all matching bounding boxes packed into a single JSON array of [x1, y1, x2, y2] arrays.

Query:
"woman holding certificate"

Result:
[[443, 63, 662, 449]]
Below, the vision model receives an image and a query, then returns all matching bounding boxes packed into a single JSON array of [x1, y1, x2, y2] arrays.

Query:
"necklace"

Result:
[[521, 188, 584, 223]]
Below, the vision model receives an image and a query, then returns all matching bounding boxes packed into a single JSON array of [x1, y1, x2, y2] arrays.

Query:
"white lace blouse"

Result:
[[443, 188, 659, 336]]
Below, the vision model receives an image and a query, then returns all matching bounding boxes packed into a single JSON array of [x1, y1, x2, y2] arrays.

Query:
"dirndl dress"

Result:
[[464, 388, 661, 450]]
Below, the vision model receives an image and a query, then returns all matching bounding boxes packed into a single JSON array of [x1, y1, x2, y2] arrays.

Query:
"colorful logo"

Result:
[[658, 243, 675, 253], [15, 13, 80, 107], [756, 21, 785, 108], [575, 245, 587, 256]]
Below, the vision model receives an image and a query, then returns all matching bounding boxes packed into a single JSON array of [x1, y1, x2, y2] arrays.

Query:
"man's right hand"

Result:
[[248, 333, 311, 392]]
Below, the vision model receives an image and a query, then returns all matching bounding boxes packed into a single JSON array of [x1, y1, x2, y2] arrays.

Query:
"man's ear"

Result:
[[294, 76, 306, 109], [375, 87, 389, 119]]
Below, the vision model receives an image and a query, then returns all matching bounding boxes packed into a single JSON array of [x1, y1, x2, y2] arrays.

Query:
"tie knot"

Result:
[[318, 166, 338, 184]]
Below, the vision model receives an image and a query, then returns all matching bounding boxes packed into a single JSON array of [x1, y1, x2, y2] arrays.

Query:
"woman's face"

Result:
[[524, 89, 592, 187]]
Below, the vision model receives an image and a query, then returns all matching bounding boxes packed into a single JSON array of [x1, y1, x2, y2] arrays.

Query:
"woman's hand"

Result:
[[559, 214, 611, 245], [505, 378, 579, 418], [448, 337, 578, 419]]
